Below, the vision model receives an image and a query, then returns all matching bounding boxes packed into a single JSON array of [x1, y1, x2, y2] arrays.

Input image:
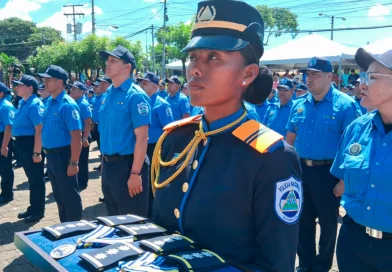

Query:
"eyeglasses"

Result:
[[362, 72, 392, 85]]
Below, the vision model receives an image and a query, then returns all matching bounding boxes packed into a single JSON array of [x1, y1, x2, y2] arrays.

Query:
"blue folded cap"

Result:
[[12, 75, 39, 91], [38, 65, 68, 82], [277, 78, 294, 90], [99, 46, 136, 70], [137, 72, 159, 85], [165, 75, 181, 85], [300, 57, 333, 73], [0, 82, 11, 95], [72, 81, 88, 91]]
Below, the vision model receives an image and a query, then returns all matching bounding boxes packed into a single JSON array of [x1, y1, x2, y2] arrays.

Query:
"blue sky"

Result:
[[0, 0, 391, 54]]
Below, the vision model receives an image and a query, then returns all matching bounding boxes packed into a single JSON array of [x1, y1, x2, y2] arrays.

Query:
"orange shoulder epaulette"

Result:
[[232, 120, 284, 154], [163, 115, 202, 131]]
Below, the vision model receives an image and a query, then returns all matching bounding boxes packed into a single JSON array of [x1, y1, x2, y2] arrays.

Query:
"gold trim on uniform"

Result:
[[193, 20, 247, 32]]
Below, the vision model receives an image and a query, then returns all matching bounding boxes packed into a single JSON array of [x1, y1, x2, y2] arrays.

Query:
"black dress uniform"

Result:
[[152, 1, 302, 271]]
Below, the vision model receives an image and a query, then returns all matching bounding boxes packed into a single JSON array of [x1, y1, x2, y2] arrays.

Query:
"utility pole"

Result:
[[145, 30, 148, 72], [64, 4, 85, 41], [319, 13, 345, 41], [161, 0, 167, 78], [92, 0, 96, 35], [152, 25, 155, 72]]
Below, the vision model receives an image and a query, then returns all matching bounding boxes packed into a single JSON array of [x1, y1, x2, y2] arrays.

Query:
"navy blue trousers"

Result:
[[0, 133, 14, 199], [297, 162, 340, 272], [337, 215, 392, 272], [46, 146, 82, 222], [102, 156, 149, 217], [147, 143, 155, 218], [77, 145, 89, 188], [15, 136, 45, 216]]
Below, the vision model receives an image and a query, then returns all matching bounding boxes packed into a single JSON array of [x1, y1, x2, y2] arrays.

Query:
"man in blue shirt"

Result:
[[0, 83, 15, 204], [286, 57, 362, 272], [39, 65, 83, 223], [70, 82, 92, 191], [165, 75, 190, 121], [352, 79, 367, 114], [331, 48, 392, 271], [138, 72, 173, 217], [293, 83, 308, 100], [157, 82, 168, 99], [87, 89, 95, 108], [38, 84, 50, 107], [263, 78, 294, 137], [98, 46, 151, 216]]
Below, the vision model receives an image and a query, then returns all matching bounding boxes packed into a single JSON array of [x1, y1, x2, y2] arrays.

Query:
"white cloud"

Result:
[[0, 0, 51, 21], [152, 7, 160, 20], [368, 3, 390, 20]]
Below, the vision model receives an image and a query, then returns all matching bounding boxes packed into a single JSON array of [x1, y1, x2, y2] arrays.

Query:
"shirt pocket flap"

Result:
[[344, 155, 366, 169]]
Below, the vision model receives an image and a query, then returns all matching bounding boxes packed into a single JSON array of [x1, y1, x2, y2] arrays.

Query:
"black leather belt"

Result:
[[346, 215, 392, 240], [300, 158, 334, 167], [103, 154, 133, 163], [43, 146, 70, 154], [15, 135, 34, 140]]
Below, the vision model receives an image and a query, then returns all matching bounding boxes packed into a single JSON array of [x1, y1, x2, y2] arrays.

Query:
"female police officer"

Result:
[[151, 1, 302, 271], [12, 75, 45, 223], [331, 48, 392, 271]]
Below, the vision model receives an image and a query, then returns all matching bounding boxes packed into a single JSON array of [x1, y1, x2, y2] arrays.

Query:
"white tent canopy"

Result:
[[364, 36, 392, 54]]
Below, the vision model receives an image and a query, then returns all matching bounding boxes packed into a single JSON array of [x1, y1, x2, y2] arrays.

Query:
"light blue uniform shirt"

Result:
[[244, 102, 260, 122], [92, 93, 106, 123], [331, 111, 392, 232], [12, 95, 44, 136], [41, 96, 50, 108], [263, 100, 293, 137], [191, 106, 204, 116], [157, 89, 168, 99], [42, 91, 82, 149], [166, 91, 190, 121], [286, 87, 362, 160], [0, 98, 15, 132], [149, 92, 173, 144], [88, 96, 95, 108], [98, 79, 151, 155], [75, 97, 92, 131], [352, 96, 367, 115], [254, 101, 269, 122]]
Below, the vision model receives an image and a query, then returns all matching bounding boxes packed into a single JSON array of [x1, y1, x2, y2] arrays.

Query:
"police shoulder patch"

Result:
[[163, 115, 202, 131], [72, 109, 80, 120], [275, 176, 303, 225], [232, 120, 283, 154]]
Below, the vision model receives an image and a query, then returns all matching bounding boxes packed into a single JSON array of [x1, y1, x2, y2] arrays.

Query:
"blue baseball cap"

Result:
[[99, 46, 136, 70], [0, 82, 11, 95], [38, 83, 45, 91], [97, 76, 112, 84], [165, 75, 181, 85], [182, 0, 265, 58], [12, 75, 39, 91], [92, 81, 100, 86], [300, 57, 333, 73], [72, 81, 88, 91], [137, 72, 159, 85], [296, 83, 308, 91], [38, 65, 68, 82], [277, 78, 294, 90], [88, 89, 95, 94]]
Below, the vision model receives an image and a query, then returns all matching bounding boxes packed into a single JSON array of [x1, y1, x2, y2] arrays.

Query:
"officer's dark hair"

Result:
[[240, 44, 273, 105]]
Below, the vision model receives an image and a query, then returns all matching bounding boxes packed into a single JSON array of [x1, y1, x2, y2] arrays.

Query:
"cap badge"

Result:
[[297, 108, 303, 114], [197, 5, 216, 23], [349, 143, 362, 156], [310, 57, 318, 67]]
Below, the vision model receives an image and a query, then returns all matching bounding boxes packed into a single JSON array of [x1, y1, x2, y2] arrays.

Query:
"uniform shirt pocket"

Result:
[[343, 155, 369, 196], [293, 116, 306, 133]]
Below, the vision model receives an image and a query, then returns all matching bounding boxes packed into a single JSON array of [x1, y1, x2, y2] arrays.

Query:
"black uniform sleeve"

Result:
[[253, 142, 302, 271]]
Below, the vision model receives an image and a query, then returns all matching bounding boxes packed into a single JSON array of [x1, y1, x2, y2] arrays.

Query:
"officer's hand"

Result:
[[333, 180, 345, 197], [33, 155, 42, 163], [128, 174, 143, 198], [82, 140, 90, 148], [1, 146, 8, 157], [67, 165, 79, 176]]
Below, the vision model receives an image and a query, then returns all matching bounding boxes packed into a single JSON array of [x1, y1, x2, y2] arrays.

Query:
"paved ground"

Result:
[[0, 142, 342, 271]]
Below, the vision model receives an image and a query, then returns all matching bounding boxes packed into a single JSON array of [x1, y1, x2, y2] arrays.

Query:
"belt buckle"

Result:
[[366, 227, 383, 239], [305, 159, 313, 167]]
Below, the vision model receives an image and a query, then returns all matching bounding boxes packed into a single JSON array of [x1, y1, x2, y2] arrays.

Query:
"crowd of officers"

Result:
[[0, 41, 391, 271]]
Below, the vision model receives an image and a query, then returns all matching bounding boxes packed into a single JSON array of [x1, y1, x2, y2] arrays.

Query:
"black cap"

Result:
[[99, 46, 136, 70], [38, 65, 68, 82], [137, 72, 159, 85], [0, 82, 11, 95], [72, 81, 88, 91], [165, 75, 181, 85], [355, 48, 392, 71], [300, 57, 333, 73], [182, 0, 264, 57], [12, 75, 39, 91]]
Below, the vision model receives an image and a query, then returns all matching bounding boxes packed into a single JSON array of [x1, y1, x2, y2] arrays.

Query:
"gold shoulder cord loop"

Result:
[[151, 111, 247, 196]]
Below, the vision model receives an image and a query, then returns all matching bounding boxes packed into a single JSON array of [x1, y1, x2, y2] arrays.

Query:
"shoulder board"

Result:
[[232, 120, 284, 154], [163, 115, 202, 131]]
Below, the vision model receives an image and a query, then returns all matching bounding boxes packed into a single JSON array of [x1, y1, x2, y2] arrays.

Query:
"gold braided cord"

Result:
[[151, 111, 248, 196]]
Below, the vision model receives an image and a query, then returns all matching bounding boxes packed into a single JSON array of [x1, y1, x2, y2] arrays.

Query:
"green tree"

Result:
[[109, 37, 145, 72], [256, 5, 299, 46], [28, 26, 64, 46]]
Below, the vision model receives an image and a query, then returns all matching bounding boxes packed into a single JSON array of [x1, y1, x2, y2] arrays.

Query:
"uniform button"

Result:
[[375, 162, 380, 166], [182, 182, 189, 193], [367, 206, 371, 210], [371, 184, 375, 188], [174, 208, 180, 219], [383, 143, 387, 146], [309, 131, 311, 134], [192, 160, 198, 169]]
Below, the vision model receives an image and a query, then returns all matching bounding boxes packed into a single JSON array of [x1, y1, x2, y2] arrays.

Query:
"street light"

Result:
[[319, 13, 346, 41]]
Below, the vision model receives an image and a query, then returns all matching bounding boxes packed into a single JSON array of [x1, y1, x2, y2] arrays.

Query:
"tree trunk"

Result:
[[181, 58, 186, 80]]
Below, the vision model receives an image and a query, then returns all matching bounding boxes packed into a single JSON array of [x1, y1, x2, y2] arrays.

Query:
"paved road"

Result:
[[0, 142, 341, 271]]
